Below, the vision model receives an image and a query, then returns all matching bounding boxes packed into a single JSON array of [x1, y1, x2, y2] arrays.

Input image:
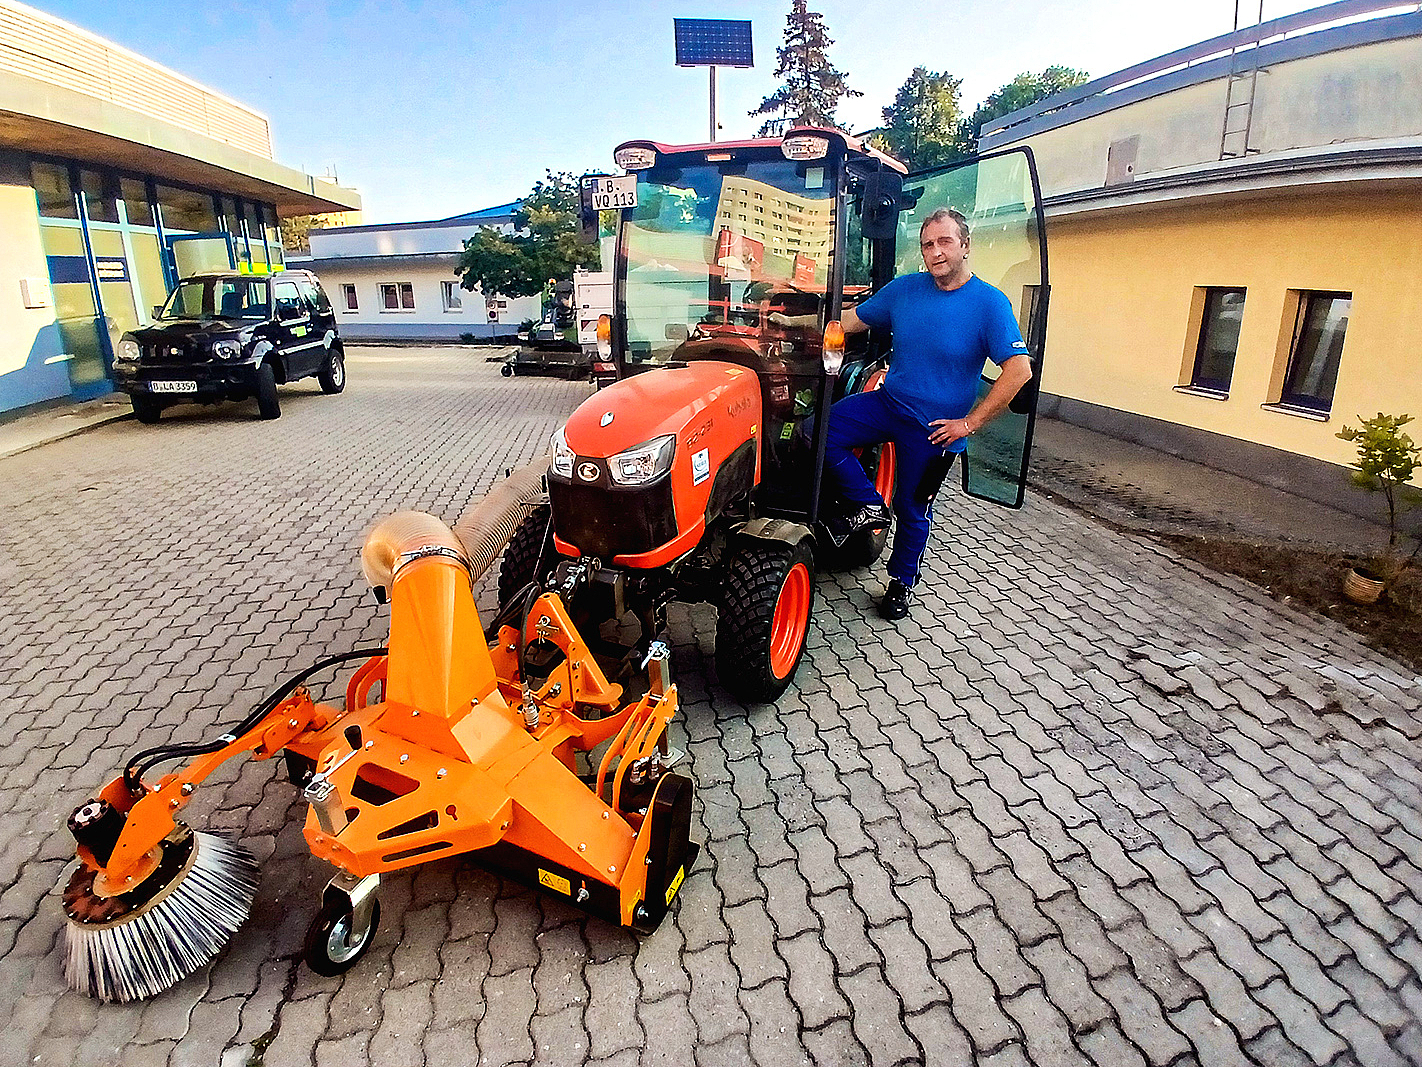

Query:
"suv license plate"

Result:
[[150, 381, 197, 394]]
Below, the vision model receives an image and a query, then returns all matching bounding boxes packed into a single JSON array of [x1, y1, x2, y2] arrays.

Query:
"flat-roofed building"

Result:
[[982, 0, 1421, 511], [0, 0, 359, 414], [302, 204, 541, 342]]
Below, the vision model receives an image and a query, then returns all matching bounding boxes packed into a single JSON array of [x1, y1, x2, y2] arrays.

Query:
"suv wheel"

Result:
[[131, 395, 162, 424], [715, 538, 815, 704], [318, 348, 346, 394], [255, 362, 281, 420]]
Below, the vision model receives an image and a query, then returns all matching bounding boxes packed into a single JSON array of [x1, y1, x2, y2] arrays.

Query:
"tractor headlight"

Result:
[[212, 340, 243, 360], [116, 338, 140, 363], [550, 427, 575, 479], [608, 435, 675, 486]]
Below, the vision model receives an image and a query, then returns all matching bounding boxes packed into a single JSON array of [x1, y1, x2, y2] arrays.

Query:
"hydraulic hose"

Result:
[[123, 646, 388, 791]]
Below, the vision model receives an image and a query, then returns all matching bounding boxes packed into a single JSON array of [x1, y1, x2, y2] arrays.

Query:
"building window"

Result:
[[31, 161, 77, 219], [1190, 288, 1246, 393], [156, 184, 219, 233], [380, 282, 415, 311], [441, 281, 462, 311], [1280, 291, 1350, 412], [342, 284, 358, 311]]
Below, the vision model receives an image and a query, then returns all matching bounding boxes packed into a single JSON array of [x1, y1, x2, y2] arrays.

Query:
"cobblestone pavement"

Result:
[[1, 347, 1421, 1067]]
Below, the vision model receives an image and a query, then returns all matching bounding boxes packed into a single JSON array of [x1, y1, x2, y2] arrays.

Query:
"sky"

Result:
[[41, 0, 1325, 223]]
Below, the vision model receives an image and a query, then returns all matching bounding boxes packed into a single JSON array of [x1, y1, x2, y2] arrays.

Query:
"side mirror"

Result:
[[664, 323, 689, 342], [859, 169, 904, 241], [152, 306, 164, 318]]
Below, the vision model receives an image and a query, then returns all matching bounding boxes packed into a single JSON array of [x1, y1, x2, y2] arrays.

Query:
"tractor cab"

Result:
[[591, 128, 1050, 521]]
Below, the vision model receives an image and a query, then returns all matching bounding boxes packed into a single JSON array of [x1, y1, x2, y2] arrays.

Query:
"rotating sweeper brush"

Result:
[[59, 456, 698, 1002]]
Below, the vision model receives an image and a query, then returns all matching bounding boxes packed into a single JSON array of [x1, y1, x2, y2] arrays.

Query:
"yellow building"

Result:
[[983, 0, 1421, 504], [0, 0, 359, 414]]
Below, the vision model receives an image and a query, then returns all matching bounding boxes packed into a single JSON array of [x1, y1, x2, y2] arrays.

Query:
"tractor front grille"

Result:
[[548, 476, 677, 561]]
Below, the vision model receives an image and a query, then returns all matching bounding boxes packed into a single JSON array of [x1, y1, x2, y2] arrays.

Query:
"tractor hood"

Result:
[[563, 362, 759, 459]]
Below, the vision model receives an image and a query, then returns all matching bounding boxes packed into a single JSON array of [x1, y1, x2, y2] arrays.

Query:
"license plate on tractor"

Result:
[[585, 175, 637, 211], [149, 381, 196, 394]]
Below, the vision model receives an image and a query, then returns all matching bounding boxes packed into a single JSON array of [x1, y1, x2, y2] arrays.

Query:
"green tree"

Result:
[[1337, 412, 1422, 582], [455, 171, 599, 299], [750, 0, 861, 137], [871, 67, 964, 169], [954, 65, 1090, 156]]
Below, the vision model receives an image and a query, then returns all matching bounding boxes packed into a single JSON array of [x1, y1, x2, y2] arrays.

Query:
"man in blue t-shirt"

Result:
[[823, 207, 1033, 620]]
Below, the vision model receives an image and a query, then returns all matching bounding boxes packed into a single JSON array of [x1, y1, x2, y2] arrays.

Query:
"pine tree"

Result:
[[749, 0, 861, 137]]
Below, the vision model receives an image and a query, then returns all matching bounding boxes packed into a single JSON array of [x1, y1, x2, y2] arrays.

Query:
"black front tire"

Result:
[[255, 362, 281, 420], [318, 347, 346, 394], [304, 898, 380, 977], [130, 395, 162, 424], [715, 539, 815, 704], [497, 505, 554, 606]]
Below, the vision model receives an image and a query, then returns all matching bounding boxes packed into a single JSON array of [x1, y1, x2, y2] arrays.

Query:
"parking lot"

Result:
[[1, 346, 1420, 1067]]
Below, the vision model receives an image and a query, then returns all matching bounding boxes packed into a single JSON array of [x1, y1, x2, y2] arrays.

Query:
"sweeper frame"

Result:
[[62, 498, 697, 1002]]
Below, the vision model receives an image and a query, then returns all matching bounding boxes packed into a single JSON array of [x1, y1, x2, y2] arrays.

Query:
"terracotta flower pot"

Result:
[[1343, 567, 1385, 605]]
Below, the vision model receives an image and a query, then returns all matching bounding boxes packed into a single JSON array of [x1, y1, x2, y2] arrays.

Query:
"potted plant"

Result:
[[1336, 413, 1422, 603]]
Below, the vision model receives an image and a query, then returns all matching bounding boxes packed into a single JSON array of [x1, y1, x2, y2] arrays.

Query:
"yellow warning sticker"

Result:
[[665, 865, 686, 905], [538, 869, 571, 896]]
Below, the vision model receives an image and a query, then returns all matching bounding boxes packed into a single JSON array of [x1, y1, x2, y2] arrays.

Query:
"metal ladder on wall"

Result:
[[1219, 0, 1266, 159]]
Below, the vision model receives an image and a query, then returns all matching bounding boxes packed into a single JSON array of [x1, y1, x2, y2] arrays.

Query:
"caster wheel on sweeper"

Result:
[[304, 897, 380, 977]]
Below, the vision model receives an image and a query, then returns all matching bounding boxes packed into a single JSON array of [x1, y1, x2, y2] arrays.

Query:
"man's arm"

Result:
[[767, 306, 868, 333], [927, 353, 1033, 447]]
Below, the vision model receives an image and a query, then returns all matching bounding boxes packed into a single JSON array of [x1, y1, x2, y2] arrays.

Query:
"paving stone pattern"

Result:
[[0, 348, 1420, 1066]]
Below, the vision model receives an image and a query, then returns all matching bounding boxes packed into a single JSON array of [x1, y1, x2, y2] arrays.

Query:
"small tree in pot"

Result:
[[1336, 412, 1422, 601]]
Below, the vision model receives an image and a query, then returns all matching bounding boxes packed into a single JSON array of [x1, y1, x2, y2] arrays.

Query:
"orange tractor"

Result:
[[502, 128, 1050, 703]]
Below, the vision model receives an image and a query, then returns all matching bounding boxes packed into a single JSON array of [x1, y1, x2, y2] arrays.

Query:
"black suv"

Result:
[[113, 269, 345, 422]]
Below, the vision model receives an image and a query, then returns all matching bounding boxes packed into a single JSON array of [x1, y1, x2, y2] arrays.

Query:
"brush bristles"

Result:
[[64, 832, 260, 1003]]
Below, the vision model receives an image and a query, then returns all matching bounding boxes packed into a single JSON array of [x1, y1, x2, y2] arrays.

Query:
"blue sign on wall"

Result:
[[46, 255, 129, 284]]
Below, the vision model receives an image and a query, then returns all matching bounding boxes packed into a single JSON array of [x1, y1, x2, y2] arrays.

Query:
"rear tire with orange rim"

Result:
[[716, 539, 815, 704]]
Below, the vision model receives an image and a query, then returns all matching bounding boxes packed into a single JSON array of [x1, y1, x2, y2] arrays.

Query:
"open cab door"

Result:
[[897, 148, 1048, 508]]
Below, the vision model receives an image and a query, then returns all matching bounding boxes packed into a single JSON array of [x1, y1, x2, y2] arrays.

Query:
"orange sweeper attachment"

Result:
[[60, 460, 697, 1002]]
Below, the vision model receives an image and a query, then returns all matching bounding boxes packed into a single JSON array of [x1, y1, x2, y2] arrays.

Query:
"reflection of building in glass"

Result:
[[713, 177, 833, 274]]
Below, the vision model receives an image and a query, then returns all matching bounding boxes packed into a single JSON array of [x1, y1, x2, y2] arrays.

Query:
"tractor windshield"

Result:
[[621, 158, 837, 368]]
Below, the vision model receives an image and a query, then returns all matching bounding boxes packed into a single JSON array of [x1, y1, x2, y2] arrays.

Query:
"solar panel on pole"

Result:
[[672, 19, 753, 143], [673, 19, 753, 68]]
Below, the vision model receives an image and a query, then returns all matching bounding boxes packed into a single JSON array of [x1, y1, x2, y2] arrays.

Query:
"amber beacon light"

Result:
[[822, 320, 845, 376]]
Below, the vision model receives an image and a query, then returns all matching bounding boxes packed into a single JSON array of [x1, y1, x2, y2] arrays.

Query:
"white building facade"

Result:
[[302, 204, 540, 342]]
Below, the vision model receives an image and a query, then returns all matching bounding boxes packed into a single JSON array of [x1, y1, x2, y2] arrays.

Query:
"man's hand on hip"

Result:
[[928, 417, 975, 446]]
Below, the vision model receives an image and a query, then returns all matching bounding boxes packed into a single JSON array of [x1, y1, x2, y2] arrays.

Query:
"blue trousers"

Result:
[[825, 388, 959, 587]]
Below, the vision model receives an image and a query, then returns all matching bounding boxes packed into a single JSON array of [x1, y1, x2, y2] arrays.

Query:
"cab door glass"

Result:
[[898, 148, 1048, 508]]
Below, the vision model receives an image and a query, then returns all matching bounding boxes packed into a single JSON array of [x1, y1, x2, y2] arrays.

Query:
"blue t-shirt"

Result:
[[854, 273, 1028, 450]]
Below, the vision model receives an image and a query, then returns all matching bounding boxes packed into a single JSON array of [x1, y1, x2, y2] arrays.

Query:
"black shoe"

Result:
[[880, 579, 912, 620], [823, 502, 891, 546]]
